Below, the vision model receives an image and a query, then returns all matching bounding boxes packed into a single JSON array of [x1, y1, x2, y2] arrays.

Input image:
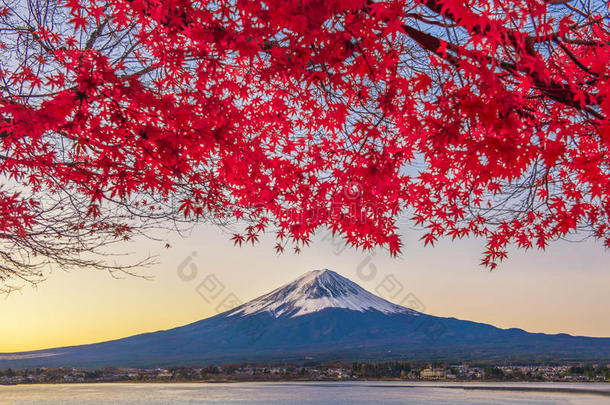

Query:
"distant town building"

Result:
[[420, 368, 447, 379]]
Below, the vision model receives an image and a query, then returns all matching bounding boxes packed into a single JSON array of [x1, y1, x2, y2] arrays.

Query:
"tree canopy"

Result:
[[0, 0, 608, 288]]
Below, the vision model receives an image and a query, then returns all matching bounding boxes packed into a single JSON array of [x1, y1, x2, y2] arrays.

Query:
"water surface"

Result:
[[0, 381, 608, 404]]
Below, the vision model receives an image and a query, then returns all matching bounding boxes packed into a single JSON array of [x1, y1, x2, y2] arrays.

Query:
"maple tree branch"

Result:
[[400, 23, 460, 66], [416, 0, 604, 118], [553, 38, 597, 76], [85, 18, 109, 49], [398, 18, 604, 120]]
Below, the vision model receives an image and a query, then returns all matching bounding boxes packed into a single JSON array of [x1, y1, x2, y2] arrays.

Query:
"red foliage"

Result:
[[1, 0, 609, 269]]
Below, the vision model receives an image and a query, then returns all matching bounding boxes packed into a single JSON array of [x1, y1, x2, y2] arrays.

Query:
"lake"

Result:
[[0, 382, 608, 404]]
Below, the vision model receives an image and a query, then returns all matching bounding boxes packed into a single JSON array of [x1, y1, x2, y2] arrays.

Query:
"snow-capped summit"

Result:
[[228, 269, 416, 318]]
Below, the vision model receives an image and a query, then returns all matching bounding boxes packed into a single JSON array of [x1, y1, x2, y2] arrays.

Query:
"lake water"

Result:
[[0, 382, 608, 404]]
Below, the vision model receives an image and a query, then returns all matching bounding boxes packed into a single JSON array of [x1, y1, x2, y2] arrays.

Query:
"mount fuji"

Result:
[[1, 269, 609, 368]]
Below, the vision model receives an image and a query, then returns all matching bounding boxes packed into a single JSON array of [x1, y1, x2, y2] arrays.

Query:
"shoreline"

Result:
[[2, 379, 609, 390]]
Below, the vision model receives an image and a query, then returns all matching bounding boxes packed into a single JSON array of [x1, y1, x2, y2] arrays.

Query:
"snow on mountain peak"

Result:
[[227, 269, 416, 318]]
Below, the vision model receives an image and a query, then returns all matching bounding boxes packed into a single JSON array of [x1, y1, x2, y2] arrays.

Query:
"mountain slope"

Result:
[[1, 269, 609, 368]]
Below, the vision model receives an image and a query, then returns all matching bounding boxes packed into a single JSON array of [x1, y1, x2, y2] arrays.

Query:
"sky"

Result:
[[0, 221, 609, 353]]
